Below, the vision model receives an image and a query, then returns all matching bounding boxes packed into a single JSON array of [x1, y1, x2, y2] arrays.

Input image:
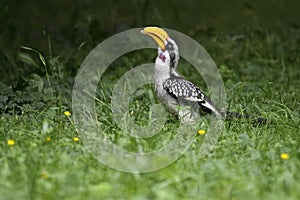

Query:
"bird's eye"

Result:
[[170, 52, 175, 60], [166, 43, 173, 50]]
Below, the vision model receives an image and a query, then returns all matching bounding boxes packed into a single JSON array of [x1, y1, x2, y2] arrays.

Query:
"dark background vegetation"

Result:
[[1, 0, 300, 114], [1, 0, 300, 79]]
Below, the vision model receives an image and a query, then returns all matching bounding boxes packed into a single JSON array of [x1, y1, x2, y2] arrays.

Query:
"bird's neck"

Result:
[[154, 56, 179, 85], [154, 64, 170, 86]]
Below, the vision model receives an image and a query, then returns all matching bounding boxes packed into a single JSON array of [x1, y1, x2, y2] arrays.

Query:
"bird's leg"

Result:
[[177, 105, 198, 125]]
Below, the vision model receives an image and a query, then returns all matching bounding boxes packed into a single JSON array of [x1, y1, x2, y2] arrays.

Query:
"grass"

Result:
[[0, 28, 300, 200]]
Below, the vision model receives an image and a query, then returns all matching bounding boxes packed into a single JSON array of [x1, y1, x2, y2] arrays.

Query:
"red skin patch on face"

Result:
[[159, 53, 166, 62]]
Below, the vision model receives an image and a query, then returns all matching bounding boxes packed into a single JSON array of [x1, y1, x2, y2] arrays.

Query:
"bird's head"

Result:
[[141, 27, 179, 70]]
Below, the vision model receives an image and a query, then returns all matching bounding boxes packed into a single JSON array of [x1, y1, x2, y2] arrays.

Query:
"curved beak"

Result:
[[141, 27, 169, 51]]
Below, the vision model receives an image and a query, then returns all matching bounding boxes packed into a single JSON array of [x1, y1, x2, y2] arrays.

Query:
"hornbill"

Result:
[[141, 27, 265, 124]]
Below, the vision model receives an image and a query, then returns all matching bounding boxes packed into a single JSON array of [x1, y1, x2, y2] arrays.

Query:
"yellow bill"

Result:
[[141, 27, 169, 51]]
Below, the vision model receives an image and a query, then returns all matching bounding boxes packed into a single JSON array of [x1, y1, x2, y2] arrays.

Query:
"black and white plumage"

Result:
[[142, 27, 266, 124], [163, 76, 221, 116], [154, 49, 222, 123], [141, 27, 222, 123]]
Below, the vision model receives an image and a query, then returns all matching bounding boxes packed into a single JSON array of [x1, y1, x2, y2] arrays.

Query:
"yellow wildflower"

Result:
[[280, 153, 289, 160], [73, 136, 80, 142], [198, 129, 206, 135], [41, 171, 49, 179], [64, 111, 71, 116], [46, 137, 51, 142], [7, 139, 15, 146]]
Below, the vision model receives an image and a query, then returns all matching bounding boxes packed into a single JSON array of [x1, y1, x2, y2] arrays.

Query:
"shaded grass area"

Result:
[[0, 27, 299, 199]]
